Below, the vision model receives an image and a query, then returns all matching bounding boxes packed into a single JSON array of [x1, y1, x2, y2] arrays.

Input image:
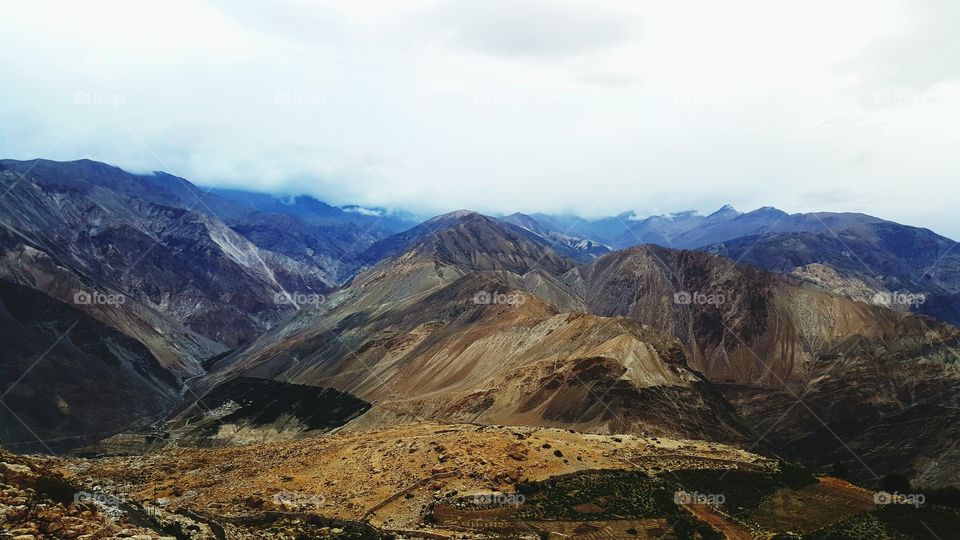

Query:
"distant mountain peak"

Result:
[[745, 206, 788, 217], [427, 209, 483, 222], [707, 204, 740, 218], [625, 209, 702, 223], [501, 212, 546, 231]]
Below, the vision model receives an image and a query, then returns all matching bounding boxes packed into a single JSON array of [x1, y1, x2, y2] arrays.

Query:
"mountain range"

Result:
[[507, 206, 960, 326], [2, 158, 959, 538]]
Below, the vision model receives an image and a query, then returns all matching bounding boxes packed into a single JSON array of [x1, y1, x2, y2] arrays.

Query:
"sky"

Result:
[[1, 0, 958, 237]]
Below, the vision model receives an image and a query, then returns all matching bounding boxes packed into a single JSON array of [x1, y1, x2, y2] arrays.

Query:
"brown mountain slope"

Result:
[[721, 338, 960, 488], [195, 215, 960, 488], [208, 273, 751, 444], [565, 244, 953, 388], [356, 210, 581, 273], [327, 211, 583, 319], [565, 244, 960, 486], [193, 216, 752, 443]]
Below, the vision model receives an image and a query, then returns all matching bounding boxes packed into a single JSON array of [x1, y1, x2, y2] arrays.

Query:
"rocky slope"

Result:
[[202, 215, 751, 443], [721, 337, 960, 488], [0, 159, 337, 350], [204, 216, 960, 487], [77, 422, 775, 533], [703, 222, 960, 325], [0, 450, 168, 539], [564, 245, 960, 486], [0, 281, 180, 453], [500, 212, 612, 260], [564, 244, 955, 388]]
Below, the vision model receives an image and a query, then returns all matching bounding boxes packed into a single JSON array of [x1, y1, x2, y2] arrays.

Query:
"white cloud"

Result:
[[0, 0, 958, 238], [343, 206, 383, 217], [427, 0, 637, 59]]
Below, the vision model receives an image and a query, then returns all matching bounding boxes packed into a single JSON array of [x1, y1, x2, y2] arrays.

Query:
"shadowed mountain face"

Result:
[[703, 222, 960, 325], [721, 345, 960, 489], [208, 188, 417, 236], [0, 281, 179, 452], [500, 213, 612, 260], [0, 159, 339, 351]]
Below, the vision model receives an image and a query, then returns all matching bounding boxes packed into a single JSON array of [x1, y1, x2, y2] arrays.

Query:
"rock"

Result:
[[0, 463, 36, 486]]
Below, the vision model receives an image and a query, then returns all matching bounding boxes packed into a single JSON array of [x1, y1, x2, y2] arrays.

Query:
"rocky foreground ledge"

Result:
[[2, 423, 772, 539]]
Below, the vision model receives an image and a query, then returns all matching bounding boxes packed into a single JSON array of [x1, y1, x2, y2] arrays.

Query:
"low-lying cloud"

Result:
[[1, 0, 958, 238]]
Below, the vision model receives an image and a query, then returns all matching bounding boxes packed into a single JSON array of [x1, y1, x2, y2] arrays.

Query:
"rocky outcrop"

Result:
[[0, 450, 166, 539]]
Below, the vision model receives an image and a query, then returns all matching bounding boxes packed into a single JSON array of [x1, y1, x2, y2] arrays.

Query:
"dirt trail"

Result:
[[686, 504, 753, 540]]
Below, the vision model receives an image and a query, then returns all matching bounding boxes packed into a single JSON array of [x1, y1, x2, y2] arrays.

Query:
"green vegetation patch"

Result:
[[804, 504, 960, 540], [515, 470, 676, 520], [436, 464, 827, 539], [510, 470, 720, 539], [874, 504, 960, 540], [663, 462, 816, 519], [192, 377, 372, 433]]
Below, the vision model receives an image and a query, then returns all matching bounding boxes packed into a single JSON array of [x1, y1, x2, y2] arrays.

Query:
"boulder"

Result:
[[0, 463, 37, 486]]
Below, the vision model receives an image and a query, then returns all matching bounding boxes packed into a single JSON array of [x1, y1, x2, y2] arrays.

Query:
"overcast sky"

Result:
[[2, 1, 958, 237]]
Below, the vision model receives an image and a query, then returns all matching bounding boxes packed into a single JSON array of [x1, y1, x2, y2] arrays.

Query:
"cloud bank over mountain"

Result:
[[1, 0, 959, 237]]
